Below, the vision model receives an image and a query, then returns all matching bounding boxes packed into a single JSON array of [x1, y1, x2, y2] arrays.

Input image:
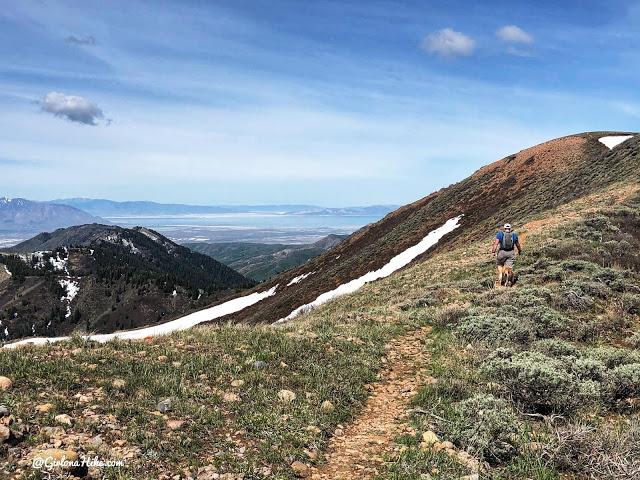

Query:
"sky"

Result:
[[1, 0, 639, 207]]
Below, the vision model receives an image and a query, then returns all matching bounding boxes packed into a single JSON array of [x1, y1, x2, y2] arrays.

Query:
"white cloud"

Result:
[[422, 28, 476, 58], [41, 92, 103, 125], [496, 25, 533, 44]]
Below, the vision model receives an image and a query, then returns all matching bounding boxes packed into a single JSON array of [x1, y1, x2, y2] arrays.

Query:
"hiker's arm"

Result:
[[515, 239, 522, 254], [492, 238, 499, 256]]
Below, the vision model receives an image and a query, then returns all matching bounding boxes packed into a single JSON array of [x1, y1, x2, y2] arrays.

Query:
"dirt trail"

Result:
[[311, 326, 432, 480]]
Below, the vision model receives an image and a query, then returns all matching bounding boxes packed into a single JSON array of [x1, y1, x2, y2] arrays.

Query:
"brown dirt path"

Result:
[[311, 326, 433, 480]]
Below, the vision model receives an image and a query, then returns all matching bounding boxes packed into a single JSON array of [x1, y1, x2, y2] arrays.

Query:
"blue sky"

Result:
[[1, 0, 639, 206]]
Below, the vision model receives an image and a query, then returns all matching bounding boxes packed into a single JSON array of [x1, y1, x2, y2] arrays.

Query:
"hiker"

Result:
[[492, 223, 522, 286]]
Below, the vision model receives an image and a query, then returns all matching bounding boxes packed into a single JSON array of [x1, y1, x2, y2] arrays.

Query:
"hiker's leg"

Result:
[[496, 266, 503, 284]]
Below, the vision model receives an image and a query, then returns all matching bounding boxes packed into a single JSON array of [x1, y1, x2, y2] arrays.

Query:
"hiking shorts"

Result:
[[497, 249, 516, 268]]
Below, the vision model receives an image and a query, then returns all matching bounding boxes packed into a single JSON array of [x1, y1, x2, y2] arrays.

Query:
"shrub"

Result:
[[621, 293, 640, 315], [627, 332, 640, 349], [456, 311, 534, 345], [533, 339, 581, 358], [520, 306, 572, 338], [442, 394, 520, 463], [431, 305, 466, 326], [586, 347, 640, 369], [609, 363, 640, 399], [399, 295, 438, 311], [565, 357, 608, 382], [481, 351, 599, 413]]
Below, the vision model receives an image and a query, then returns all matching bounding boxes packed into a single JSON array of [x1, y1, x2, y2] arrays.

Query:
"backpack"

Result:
[[501, 232, 514, 251]]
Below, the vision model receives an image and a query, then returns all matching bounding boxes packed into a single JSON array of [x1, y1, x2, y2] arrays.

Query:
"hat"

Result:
[[503, 223, 511, 229]]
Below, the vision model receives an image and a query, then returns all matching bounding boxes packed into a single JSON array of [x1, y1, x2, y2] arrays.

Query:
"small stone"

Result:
[[422, 430, 439, 445], [223, 392, 242, 403], [157, 355, 168, 362], [167, 420, 185, 430], [253, 361, 268, 369], [55, 414, 73, 426], [136, 350, 147, 358], [306, 426, 322, 434], [114, 439, 127, 446], [230, 380, 244, 387], [71, 348, 83, 355], [172, 361, 182, 367], [35, 403, 54, 413], [0, 405, 9, 417], [157, 399, 172, 413], [0, 376, 12, 391], [112, 379, 126, 388], [334, 428, 344, 436], [320, 400, 334, 411], [442, 441, 454, 449], [0, 424, 10, 442], [278, 390, 296, 402], [88, 435, 103, 447], [290, 460, 309, 477]]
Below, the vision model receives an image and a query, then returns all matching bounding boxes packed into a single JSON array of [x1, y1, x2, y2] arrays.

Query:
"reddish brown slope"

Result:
[[221, 132, 638, 325]]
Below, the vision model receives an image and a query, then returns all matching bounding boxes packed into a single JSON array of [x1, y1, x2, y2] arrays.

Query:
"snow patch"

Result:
[[59, 278, 80, 319], [275, 216, 463, 323], [49, 251, 68, 273], [3, 265, 11, 277], [3, 286, 278, 348], [121, 238, 140, 254], [287, 272, 314, 286], [599, 135, 634, 149]]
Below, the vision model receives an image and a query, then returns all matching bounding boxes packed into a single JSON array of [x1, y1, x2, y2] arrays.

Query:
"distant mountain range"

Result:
[[186, 234, 348, 282], [0, 197, 105, 234], [48, 198, 398, 217], [0, 224, 254, 341]]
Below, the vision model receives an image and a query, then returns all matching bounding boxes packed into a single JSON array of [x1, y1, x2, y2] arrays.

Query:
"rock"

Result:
[[0, 424, 10, 442], [166, 420, 185, 430], [459, 475, 479, 480], [334, 428, 344, 436], [422, 430, 439, 445], [306, 426, 321, 434], [55, 414, 73, 426], [88, 435, 103, 447], [0, 405, 9, 417], [112, 379, 126, 388], [223, 393, 242, 403], [290, 460, 309, 477], [157, 355, 168, 362], [457, 451, 479, 472], [114, 439, 127, 446], [253, 361, 268, 369], [320, 400, 334, 411], [35, 403, 54, 413], [230, 380, 244, 387], [0, 376, 12, 391], [442, 441, 454, 449], [278, 390, 296, 402], [157, 399, 172, 413]]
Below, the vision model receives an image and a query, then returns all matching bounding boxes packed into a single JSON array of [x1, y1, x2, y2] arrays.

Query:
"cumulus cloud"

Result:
[[66, 35, 96, 45], [495, 25, 533, 44], [422, 28, 476, 58], [41, 92, 104, 125]]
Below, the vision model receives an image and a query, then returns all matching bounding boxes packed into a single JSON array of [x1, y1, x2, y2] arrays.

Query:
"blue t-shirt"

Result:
[[496, 232, 518, 251]]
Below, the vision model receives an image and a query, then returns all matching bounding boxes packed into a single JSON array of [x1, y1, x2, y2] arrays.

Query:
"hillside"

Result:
[[0, 197, 104, 234], [0, 132, 639, 480], [185, 234, 348, 281], [217, 131, 639, 325], [0, 225, 254, 341]]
